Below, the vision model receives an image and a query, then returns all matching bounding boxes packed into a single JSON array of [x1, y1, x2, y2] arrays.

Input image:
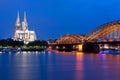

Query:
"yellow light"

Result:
[[63, 46, 66, 49], [48, 46, 52, 49], [76, 52, 83, 54], [56, 46, 59, 49], [78, 44, 83, 51]]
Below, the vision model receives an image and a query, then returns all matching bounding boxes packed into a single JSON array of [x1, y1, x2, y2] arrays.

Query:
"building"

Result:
[[14, 11, 36, 44]]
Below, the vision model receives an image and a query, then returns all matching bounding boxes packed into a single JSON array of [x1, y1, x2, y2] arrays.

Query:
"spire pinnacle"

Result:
[[15, 11, 20, 30], [22, 11, 28, 30], [24, 11, 27, 22], [16, 11, 20, 23]]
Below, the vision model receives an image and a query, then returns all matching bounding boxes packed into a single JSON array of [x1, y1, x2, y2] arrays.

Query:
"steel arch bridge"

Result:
[[55, 34, 86, 44], [87, 20, 120, 41], [55, 20, 120, 44]]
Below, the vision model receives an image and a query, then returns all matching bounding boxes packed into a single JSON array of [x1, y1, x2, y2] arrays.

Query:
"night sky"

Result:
[[0, 0, 120, 40]]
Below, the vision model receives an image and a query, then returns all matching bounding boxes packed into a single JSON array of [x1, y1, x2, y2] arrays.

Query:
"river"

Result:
[[0, 51, 120, 80]]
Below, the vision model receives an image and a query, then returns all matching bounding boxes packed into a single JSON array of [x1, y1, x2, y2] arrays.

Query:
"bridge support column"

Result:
[[82, 43, 100, 53]]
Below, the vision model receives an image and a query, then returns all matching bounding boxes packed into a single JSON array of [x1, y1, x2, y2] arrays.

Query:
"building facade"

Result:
[[14, 12, 36, 44]]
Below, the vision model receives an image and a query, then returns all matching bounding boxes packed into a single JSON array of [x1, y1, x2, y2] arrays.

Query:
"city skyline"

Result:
[[0, 0, 120, 40]]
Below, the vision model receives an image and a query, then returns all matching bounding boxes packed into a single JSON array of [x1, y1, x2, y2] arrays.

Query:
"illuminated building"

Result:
[[14, 11, 36, 44]]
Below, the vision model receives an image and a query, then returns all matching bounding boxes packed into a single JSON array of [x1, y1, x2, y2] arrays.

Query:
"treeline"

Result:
[[27, 40, 47, 47], [26, 40, 48, 49], [0, 38, 48, 49], [0, 38, 24, 47]]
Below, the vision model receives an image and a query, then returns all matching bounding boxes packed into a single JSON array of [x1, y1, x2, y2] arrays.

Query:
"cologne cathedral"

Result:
[[14, 12, 36, 44]]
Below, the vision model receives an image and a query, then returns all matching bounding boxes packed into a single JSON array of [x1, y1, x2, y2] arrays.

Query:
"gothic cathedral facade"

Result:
[[14, 12, 36, 44]]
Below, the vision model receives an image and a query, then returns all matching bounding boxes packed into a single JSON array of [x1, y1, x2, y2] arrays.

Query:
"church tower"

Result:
[[14, 11, 21, 39], [22, 11, 28, 31], [15, 11, 21, 30], [13, 11, 36, 44]]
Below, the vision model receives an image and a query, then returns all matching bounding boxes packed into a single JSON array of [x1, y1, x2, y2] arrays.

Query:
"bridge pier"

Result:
[[48, 44, 78, 52], [82, 43, 100, 53], [48, 43, 100, 53]]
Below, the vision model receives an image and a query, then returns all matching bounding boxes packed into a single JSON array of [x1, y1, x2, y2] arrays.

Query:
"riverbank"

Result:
[[21, 48, 46, 51], [0, 47, 46, 52]]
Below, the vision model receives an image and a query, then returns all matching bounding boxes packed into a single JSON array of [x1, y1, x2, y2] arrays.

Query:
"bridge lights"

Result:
[[48, 46, 52, 49], [63, 46, 66, 49], [78, 44, 83, 52], [56, 46, 59, 49]]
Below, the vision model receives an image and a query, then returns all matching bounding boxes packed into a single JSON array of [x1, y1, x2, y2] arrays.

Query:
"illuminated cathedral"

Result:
[[14, 11, 36, 44]]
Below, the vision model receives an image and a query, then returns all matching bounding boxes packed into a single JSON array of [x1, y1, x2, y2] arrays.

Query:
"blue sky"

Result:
[[0, 0, 120, 40]]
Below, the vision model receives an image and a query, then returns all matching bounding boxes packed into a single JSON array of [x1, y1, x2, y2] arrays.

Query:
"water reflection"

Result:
[[75, 52, 84, 80], [100, 50, 120, 54], [0, 51, 120, 80]]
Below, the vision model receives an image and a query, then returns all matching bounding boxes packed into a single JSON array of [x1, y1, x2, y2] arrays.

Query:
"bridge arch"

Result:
[[87, 20, 120, 41], [55, 34, 86, 44]]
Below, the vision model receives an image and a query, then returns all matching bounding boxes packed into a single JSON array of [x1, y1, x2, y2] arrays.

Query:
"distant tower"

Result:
[[22, 11, 28, 31], [14, 11, 21, 39], [15, 11, 21, 30]]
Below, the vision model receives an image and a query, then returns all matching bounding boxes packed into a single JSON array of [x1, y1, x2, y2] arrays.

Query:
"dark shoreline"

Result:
[[0, 48, 2, 51], [21, 48, 46, 51]]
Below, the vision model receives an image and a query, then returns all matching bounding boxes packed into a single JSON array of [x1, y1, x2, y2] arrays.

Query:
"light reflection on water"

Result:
[[75, 52, 84, 80], [0, 51, 120, 80]]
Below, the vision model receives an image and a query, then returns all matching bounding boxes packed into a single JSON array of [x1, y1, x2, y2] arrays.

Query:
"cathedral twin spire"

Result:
[[16, 12, 20, 24], [15, 11, 28, 31], [14, 11, 36, 44], [15, 12, 20, 30]]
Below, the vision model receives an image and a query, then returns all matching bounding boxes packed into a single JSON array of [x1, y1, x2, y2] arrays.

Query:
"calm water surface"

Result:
[[0, 51, 120, 80]]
